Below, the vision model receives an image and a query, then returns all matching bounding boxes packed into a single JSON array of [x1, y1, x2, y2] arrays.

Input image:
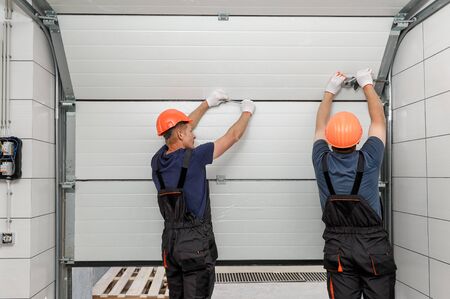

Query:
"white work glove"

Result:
[[325, 72, 346, 95], [206, 89, 229, 107], [241, 99, 255, 115], [356, 68, 374, 88]]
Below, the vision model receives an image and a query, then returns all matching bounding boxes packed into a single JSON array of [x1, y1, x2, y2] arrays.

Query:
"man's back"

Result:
[[312, 136, 384, 218], [151, 143, 214, 219]]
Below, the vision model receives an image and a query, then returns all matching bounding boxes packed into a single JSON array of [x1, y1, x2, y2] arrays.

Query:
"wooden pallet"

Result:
[[92, 267, 169, 299]]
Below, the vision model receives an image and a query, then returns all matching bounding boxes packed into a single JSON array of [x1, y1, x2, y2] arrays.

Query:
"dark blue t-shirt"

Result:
[[312, 137, 384, 218], [151, 142, 214, 219]]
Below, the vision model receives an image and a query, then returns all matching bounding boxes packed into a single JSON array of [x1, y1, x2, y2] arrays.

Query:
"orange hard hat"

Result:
[[325, 111, 363, 148], [156, 109, 192, 136]]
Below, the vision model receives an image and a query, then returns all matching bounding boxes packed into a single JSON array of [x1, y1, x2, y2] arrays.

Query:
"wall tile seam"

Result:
[[30, 281, 56, 299], [10, 98, 56, 110], [392, 42, 449, 77], [392, 176, 450, 179], [426, 133, 450, 141], [29, 246, 55, 260], [20, 177, 57, 180], [392, 46, 449, 81], [394, 244, 429, 259], [392, 60, 424, 77], [0, 246, 55, 260], [393, 98, 425, 111], [393, 210, 428, 219], [424, 45, 450, 61], [32, 60, 55, 77], [429, 256, 450, 267], [0, 212, 56, 220], [424, 89, 450, 102], [393, 210, 450, 223], [20, 138, 56, 145], [10, 98, 56, 111], [396, 280, 431, 298], [11, 59, 55, 78], [0, 213, 54, 220], [393, 136, 427, 145]]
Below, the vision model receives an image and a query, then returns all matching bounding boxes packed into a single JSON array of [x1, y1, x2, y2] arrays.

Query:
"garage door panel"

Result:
[[77, 220, 164, 234], [69, 60, 383, 76], [72, 73, 357, 89], [77, 233, 161, 247], [75, 247, 161, 262], [74, 86, 367, 101], [64, 45, 384, 62], [75, 180, 325, 261], [63, 31, 388, 47], [214, 220, 325, 234], [60, 16, 391, 100], [76, 102, 370, 180], [69, 14, 389, 261], [77, 207, 161, 220], [218, 246, 324, 260]]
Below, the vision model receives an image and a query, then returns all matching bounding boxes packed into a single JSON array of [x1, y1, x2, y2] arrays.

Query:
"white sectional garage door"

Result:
[[61, 15, 391, 262]]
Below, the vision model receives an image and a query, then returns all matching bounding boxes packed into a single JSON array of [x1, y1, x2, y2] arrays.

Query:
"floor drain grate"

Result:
[[215, 272, 327, 284], [302, 272, 327, 282]]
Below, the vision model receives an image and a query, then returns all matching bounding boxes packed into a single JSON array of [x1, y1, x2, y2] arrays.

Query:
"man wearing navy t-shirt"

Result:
[[313, 69, 396, 299], [151, 89, 255, 299]]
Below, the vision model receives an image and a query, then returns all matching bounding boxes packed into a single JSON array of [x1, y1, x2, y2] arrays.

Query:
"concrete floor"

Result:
[[73, 265, 328, 299], [212, 266, 328, 299], [213, 282, 328, 299]]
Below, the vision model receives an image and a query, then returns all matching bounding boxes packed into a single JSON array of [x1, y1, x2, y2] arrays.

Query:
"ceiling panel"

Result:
[[49, 0, 410, 16]]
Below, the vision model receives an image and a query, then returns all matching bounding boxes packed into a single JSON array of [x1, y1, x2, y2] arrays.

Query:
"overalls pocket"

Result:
[[369, 251, 397, 275], [364, 234, 397, 275], [176, 227, 208, 272], [323, 251, 344, 272], [323, 236, 343, 272]]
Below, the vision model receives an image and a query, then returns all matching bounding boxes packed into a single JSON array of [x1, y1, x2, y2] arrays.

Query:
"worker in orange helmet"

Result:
[[312, 69, 396, 299], [151, 89, 255, 299]]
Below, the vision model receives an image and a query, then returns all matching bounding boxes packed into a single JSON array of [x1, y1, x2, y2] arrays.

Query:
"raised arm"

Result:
[[188, 89, 229, 130], [356, 69, 386, 144], [315, 72, 346, 141], [213, 100, 255, 160]]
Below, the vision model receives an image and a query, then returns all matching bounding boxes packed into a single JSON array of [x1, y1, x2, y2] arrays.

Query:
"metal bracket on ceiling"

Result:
[[392, 12, 417, 31], [41, 10, 60, 33], [218, 12, 229, 21]]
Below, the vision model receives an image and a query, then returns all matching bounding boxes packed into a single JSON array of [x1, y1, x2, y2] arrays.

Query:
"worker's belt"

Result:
[[325, 225, 384, 234], [164, 220, 211, 229]]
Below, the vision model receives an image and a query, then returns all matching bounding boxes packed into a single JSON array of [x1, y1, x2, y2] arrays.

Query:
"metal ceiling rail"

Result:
[[375, 0, 449, 96], [376, 0, 449, 245]]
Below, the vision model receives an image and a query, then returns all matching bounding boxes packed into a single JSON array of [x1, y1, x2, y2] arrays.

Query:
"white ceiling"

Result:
[[48, 0, 411, 16]]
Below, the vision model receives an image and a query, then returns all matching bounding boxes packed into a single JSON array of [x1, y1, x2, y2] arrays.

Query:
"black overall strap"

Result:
[[321, 153, 336, 195], [350, 152, 365, 195], [177, 149, 193, 189]]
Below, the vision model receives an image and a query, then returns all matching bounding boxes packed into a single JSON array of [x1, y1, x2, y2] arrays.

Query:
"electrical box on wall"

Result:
[[0, 137, 22, 180]]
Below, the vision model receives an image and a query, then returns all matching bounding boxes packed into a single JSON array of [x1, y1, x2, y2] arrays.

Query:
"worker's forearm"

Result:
[[227, 112, 252, 141], [188, 101, 209, 129], [316, 92, 334, 130], [363, 85, 385, 123]]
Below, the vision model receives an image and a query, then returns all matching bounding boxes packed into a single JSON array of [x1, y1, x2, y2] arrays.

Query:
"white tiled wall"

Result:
[[0, 3, 55, 299], [392, 4, 450, 299]]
